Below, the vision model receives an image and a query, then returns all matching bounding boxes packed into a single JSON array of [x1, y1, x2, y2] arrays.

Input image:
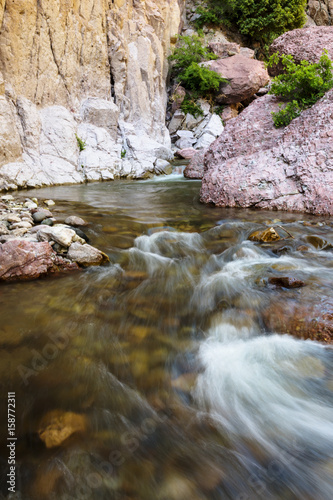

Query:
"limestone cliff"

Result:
[[0, 0, 183, 189]]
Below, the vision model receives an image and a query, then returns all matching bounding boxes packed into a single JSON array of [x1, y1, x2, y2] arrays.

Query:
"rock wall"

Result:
[[0, 0, 183, 190]]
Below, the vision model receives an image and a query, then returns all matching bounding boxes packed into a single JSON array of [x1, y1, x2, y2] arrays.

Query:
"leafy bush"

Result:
[[271, 100, 302, 127], [194, 6, 222, 29], [180, 62, 227, 95], [168, 35, 217, 75], [195, 0, 306, 44], [180, 97, 204, 118], [169, 34, 226, 103], [268, 50, 333, 127]]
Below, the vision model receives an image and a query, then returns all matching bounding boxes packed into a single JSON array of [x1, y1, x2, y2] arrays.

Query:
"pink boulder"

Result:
[[176, 148, 197, 160], [0, 240, 79, 282], [201, 89, 333, 215], [269, 26, 333, 76], [203, 55, 270, 104], [208, 41, 240, 58]]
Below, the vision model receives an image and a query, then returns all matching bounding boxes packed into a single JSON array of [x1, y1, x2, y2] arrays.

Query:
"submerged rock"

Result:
[[264, 296, 333, 344], [38, 410, 88, 448], [249, 227, 280, 243], [268, 276, 306, 288]]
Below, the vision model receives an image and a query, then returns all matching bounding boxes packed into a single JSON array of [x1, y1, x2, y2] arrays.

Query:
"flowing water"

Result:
[[1, 176, 333, 500]]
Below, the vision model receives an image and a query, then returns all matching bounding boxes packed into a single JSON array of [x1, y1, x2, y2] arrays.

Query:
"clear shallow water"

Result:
[[0, 177, 333, 500]]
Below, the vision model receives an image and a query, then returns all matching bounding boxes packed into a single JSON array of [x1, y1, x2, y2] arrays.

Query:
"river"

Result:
[[0, 174, 333, 500]]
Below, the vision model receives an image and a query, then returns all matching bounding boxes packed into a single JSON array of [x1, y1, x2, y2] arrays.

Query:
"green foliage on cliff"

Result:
[[268, 50, 333, 127], [195, 0, 307, 44], [179, 62, 226, 95], [169, 35, 226, 100], [168, 35, 217, 75], [75, 134, 86, 152]]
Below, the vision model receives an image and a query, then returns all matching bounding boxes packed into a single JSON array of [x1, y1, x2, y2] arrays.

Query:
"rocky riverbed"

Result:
[[0, 194, 109, 282]]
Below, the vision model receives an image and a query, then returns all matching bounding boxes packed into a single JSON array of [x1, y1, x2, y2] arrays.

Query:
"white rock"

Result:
[[44, 200, 55, 206], [154, 159, 172, 175], [40, 106, 78, 165], [16, 97, 41, 150], [168, 110, 185, 135], [37, 225, 77, 248], [184, 113, 205, 130], [64, 216, 87, 227], [80, 98, 119, 141], [24, 201, 38, 209], [11, 221, 32, 229], [77, 123, 121, 181], [176, 130, 194, 139], [126, 134, 174, 161], [203, 114, 224, 137], [193, 114, 211, 139], [175, 134, 196, 149], [195, 133, 217, 150], [39, 155, 83, 185], [5, 214, 21, 223], [67, 242, 107, 266], [197, 99, 211, 115]]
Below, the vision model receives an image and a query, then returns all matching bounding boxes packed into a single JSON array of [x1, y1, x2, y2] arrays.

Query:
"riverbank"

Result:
[[0, 193, 109, 282]]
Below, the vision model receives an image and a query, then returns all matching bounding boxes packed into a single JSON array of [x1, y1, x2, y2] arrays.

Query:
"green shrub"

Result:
[[168, 35, 217, 75], [195, 0, 306, 45], [179, 62, 227, 95], [169, 34, 226, 102], [180, 97, 204, 118], [75, 134, 86, 152], [194, 6, 222, 29], [271, 100, 302, 127], [268, 50, 333, 127]]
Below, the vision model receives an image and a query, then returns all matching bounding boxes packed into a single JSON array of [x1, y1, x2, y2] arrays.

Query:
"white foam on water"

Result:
[[194, 318, 333, 498], [134, 230, 203, 258], [128, 247, 173, 275]]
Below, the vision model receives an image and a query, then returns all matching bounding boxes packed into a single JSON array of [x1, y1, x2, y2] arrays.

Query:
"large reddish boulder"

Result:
[[203, 55, 270, 104], [200, 89, 333, 215], [0, 240, 79, 282], [269, 26, 333, 76]]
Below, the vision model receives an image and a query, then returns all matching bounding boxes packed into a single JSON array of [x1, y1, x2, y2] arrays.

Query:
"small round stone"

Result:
[[64, 216, 88, 227]]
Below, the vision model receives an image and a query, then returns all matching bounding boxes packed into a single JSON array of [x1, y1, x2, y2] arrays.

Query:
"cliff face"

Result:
[[0, 0, 183, 189], [308, 0, 333, 25]]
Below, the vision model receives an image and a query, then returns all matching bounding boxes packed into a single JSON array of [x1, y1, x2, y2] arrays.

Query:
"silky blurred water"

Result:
[[0, 177, 333, 500]]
